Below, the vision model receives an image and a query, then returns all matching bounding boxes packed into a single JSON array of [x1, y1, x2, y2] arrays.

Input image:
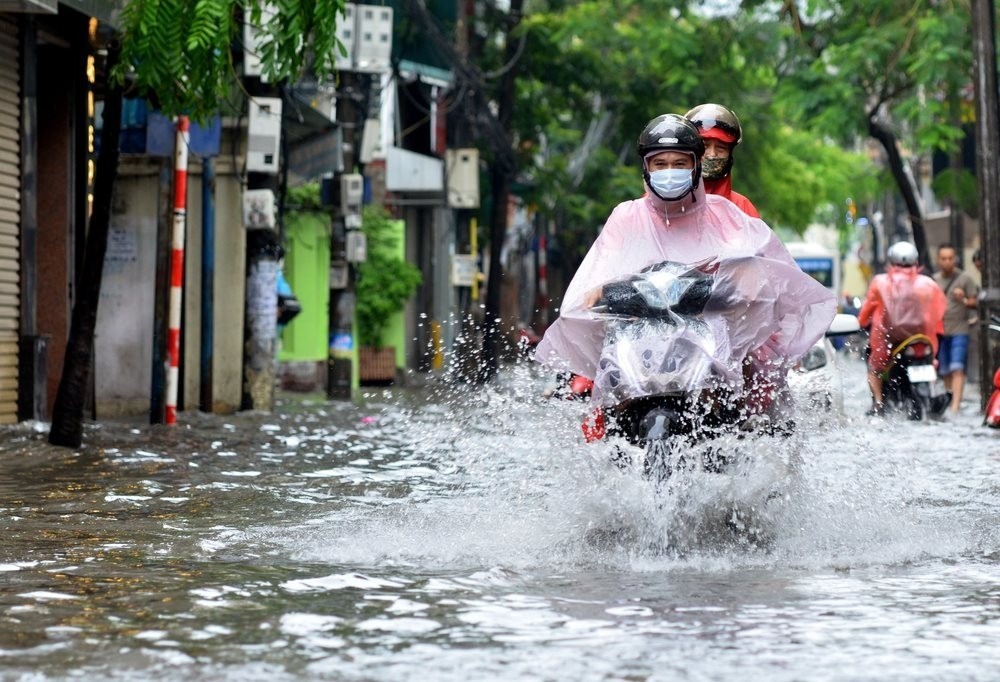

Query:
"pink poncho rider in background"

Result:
[[534, 113, 837, 440]]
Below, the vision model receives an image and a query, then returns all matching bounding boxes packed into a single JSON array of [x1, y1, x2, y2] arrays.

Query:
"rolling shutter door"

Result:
[[0, 18, 19, 424]]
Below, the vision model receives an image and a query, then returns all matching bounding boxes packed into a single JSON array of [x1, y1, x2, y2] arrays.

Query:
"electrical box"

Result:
[[345, 230, 367, 263], [243, 189, 276, 229], [354, 4, 393, 73], [247, 97, 282, 174], [243, 4, 276, 79], [335, 3, 356, 71], [452, 254, 477, 287], [358, 118, 382, 163], [330, 261, 349, 289], [446, 148, 480, 208], [340, 173, 363, 214]]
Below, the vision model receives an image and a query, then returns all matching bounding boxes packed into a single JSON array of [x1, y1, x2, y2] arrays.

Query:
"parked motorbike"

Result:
[[985, 315, 1000, 428], [881, 333, 951, 420]]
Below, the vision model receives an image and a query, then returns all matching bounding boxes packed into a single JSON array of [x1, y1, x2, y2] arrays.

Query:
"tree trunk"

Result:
[[478, 0, 523, 382], [971, 0, 1000, 410], [49, 43, 123, 448], [480, 164, 509, 381], [868, 115, 930, 270]]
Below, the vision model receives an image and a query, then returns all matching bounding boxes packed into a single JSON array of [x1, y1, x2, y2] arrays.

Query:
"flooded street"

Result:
[[1, 356, 999, 681]]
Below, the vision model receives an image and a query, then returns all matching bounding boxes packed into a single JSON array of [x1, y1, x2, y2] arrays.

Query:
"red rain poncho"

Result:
[[858, 265, 946, 373]]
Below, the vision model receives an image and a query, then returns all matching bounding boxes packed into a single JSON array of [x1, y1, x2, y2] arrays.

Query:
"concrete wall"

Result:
[[183, 157, 247, 413], [97, 154, 247, 417], [96, 181, 157, 416]]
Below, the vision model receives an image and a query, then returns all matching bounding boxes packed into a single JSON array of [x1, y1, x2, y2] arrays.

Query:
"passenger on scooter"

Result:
[[684, 103, 760, 218], [535, 114, 837, 439], [858, 241, 947, 416]]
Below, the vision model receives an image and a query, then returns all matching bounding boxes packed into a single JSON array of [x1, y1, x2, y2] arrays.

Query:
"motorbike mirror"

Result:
[[826, 313, 861, 337]]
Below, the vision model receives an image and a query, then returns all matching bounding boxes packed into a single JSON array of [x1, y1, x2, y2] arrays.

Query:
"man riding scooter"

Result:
[[858, 241, 947, 417], [535, 114, 836, 442], [556, 104, 764, 405]]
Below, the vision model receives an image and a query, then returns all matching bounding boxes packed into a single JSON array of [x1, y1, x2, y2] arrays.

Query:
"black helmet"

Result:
[[637, 114, 703, 201], [684, 103, 743, 146], [637, 113, 706, 159]]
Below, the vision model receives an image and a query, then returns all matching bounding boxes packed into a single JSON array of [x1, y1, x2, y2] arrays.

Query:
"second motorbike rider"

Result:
[[534, 114, 837, 439], [858, 240, 947, 417]]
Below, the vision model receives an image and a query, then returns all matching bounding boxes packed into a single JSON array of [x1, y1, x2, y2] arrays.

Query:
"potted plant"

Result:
[[355, 206, 422, 382]]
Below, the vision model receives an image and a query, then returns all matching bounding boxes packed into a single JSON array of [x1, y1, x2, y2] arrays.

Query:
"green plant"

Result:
[[356, 207, 422, 349]]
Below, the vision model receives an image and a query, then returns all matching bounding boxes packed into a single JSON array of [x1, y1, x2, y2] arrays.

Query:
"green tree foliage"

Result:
[[115, 0, 347, 120], [512, 0, 881, 276], [767, 0, 973, 257], [356, 207, 423, 349]]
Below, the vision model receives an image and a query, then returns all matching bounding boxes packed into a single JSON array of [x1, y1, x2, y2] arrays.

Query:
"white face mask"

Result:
[[648, 168, 693, 199]]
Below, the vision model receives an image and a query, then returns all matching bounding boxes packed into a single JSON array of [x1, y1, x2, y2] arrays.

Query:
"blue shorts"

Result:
[[937, 335, 969, 375]]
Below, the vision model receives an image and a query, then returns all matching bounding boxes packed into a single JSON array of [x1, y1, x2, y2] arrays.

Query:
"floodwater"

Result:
[[1, 356, 999, 681]]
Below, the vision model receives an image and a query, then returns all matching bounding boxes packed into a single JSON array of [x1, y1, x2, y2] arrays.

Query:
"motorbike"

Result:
[[985, 315, 1000, 428], [582, 259, 814, 479], [880, 333, 951, 420]]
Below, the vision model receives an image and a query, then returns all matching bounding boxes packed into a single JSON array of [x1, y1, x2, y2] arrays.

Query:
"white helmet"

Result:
[[887, 241, 919, 266]]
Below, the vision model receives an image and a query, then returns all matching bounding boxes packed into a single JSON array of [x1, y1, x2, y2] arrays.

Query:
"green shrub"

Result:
[[356, 207, 422, 349]]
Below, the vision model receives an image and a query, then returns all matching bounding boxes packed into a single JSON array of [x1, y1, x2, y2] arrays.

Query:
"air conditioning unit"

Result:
[[246, 97, 282, 174]]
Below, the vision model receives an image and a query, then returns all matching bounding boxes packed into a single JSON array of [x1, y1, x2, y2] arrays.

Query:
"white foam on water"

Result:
[[254, 360, 998, 577]]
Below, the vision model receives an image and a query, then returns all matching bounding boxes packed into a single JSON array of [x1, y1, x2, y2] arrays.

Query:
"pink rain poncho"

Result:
[[535, 184, 838, 407]]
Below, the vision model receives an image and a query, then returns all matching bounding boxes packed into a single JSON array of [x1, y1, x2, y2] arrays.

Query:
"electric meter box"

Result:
[[354, 4, 393, 73], [446, 148, 480, 208], [359, 118, 382, 163], [335, 3, 356, 71], [345, 230, 367, 263], [243, 4, 278, 79], [243, 20, 262, 77], [243, 189, 276, 229], [247, 97, 282, 174], [340, 173, 363, 214]]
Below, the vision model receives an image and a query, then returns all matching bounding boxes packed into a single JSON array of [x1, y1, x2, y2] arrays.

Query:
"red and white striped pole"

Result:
[[165, 116, 190, 425]]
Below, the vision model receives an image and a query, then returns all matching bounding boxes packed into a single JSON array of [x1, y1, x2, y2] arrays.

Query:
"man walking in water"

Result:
[[933, 243, 980, 415]]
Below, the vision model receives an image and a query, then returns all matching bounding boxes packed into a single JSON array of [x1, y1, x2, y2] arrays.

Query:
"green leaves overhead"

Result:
[[504, 0, 973, 272], [512, 0, 878, 263], [115, 0, 347, 121]]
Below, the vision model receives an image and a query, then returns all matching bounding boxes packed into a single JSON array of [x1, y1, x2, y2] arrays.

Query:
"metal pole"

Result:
[[199, 157, 215, 412], [327, 73, 359, 400], [150, 158, 172, 423], [165, 116, 189, 425], [971, 0, 1000, 411]]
